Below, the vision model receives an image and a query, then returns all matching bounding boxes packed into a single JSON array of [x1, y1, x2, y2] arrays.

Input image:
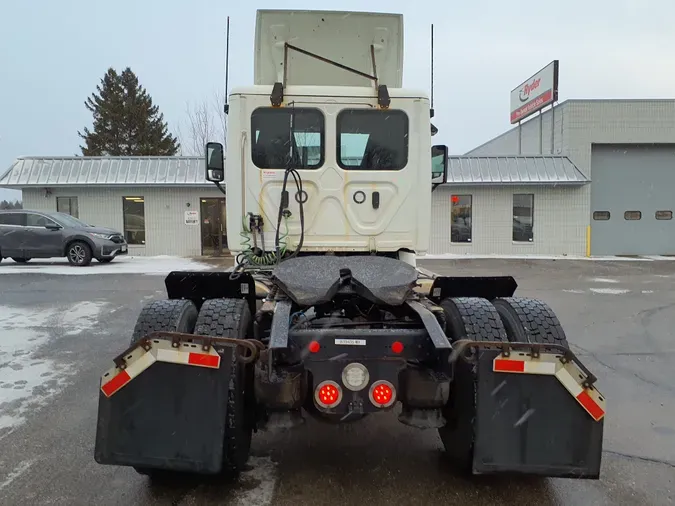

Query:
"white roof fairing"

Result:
[[254, 10, 404, 88], [0, 156, 216, 188]]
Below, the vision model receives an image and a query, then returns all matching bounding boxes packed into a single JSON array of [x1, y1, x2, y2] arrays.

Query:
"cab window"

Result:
[[251, 107, 324, 169], [337, 109, 409, 170]]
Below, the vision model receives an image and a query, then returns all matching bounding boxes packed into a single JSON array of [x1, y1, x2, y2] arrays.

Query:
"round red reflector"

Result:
[[370, 382, 394, 407], [391, 341, 404, 354], [308, 341, 320, 353]]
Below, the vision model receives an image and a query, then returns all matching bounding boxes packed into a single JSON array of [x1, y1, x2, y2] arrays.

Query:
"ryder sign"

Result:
[[510, 60, 559, 124]]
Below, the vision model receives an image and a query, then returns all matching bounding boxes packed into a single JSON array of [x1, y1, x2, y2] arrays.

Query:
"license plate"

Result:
[[334, 339, 366, 346], [121, 245, 127, 252]]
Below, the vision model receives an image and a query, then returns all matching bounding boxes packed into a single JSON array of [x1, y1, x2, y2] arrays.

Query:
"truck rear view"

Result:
[[93, 8, 605, 483]]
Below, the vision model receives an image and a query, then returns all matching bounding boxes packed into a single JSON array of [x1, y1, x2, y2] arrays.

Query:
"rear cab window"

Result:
[[251, 107, 324, 169], [337, 109, 409, 170]]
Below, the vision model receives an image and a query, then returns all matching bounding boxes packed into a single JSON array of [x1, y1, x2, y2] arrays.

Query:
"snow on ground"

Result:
[[418, 253, 675, 261], [590, 287, 631, 295], [232, 456, 278, 506], [0, 255, 212, 275], [0, 301, 106, 435]]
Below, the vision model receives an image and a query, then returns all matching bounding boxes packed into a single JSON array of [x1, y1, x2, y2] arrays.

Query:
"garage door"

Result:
[[591, 144, 675, 255]]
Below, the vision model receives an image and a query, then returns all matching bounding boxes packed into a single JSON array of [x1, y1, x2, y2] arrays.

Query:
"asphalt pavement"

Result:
[[0, 258, 674, 505]]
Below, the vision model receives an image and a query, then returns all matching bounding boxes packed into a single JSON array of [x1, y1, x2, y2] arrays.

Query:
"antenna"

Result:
[[224, 16, 230, 115], [430, 23, 434, 118]]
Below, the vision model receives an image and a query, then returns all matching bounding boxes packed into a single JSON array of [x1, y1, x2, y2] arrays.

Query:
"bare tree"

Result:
[[177, 90, 228, 156]]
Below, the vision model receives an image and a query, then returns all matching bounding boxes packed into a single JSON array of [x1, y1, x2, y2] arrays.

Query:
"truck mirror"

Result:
[[431, 144, 448, 182], [205, 142, 225, 183]]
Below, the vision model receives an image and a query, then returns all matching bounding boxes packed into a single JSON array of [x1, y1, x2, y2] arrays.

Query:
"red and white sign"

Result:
[[510, 60, 559, 124]]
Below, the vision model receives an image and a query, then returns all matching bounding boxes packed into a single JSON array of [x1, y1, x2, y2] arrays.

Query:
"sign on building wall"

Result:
[[184, 210, 199, 225], [510, 60, 559, 124]]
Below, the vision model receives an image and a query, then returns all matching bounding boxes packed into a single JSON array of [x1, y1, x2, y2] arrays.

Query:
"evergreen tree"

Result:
[[0, 200, 22, 210], [78, 67, 180, 156]]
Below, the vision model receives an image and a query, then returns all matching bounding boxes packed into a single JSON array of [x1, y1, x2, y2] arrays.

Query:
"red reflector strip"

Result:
[[101, 370, 131, 397], [188, 352, 220, 368], [576, 390, 605, 421], [493, 359, 525, 373]]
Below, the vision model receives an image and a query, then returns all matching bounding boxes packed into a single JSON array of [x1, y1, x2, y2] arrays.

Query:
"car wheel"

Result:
[[67, 241, 93, 266], [11, 257, 31, 263]]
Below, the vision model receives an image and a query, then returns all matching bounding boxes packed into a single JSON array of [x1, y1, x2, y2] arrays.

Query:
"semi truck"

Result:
[[94, 9, 605, 481]]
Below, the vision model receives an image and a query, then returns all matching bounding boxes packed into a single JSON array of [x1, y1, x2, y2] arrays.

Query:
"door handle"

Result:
[[372, 191, 380, 210]]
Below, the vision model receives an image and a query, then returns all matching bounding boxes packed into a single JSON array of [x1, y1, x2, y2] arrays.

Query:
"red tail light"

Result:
[[369, 380, 396, 408], [314, 380, 342, 409]]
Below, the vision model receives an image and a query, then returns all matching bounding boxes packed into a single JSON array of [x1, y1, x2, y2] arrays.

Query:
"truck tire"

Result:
[[193, 298, 253, 475], [128, 299, 198, 479], [130, 298, 198, 346], [437, 297, 507, 473], [491, 297, 569, 349]]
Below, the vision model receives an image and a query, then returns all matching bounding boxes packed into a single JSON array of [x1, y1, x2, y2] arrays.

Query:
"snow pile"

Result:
[[0, 255, 213, 275]]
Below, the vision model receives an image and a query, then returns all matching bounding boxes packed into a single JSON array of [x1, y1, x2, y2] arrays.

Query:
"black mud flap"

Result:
[[94, 347, 234, 474], [472, 350, 603, 478]]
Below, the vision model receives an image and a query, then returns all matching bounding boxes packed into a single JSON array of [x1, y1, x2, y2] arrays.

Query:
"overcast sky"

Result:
[[2, 0, 674, 201]]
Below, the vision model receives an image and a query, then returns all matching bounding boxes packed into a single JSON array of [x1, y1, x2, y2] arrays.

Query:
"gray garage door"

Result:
[[591, 144, 675, 255]]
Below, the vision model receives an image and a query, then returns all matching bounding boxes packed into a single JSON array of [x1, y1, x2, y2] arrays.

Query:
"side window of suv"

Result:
[[0, 213, 25, 226], [26, 213, 57, 227]]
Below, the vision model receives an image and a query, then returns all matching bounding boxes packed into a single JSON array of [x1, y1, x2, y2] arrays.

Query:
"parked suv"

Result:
[[0, 210, 127, 266]]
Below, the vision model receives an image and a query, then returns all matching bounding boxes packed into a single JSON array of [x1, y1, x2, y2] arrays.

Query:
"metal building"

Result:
[[466, 99, 675, 256], [0, 157, 229, 257], [429, 155, 589, 256]]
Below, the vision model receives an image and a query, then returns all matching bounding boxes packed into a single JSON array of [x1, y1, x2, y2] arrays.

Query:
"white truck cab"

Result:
[[206, 10, 448, 261]]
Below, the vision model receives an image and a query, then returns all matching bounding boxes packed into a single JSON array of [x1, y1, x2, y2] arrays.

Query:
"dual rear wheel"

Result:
[[129, 297, 254, 479], [437, 296, 569, 472]]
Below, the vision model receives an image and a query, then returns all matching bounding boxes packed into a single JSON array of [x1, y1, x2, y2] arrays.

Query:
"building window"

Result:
[[337, 109, 409, 170], [56, 197, 79, 218], [593, 211, 610, 221], [251, 107, 324, 169], [451, 195, 472, 243], [655, 210, 672, 220], [123, 197, 145, 245], [513, 194, 534, 242], [624, 210, 641, 221]]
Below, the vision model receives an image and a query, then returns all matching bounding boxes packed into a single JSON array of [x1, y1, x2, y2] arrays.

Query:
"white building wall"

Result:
[[466, 99, 675, 178], [461, 100, 675, 256], [22, 186, 225, 257], [466, 102, 570, 158], [430, 184, 587, 256]]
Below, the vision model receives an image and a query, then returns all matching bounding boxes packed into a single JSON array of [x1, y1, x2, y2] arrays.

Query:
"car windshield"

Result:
[[48, 212, 91, 228]]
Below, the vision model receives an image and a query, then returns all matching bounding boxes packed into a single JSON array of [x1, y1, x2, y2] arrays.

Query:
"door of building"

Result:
[[200, 198, 227, 256]]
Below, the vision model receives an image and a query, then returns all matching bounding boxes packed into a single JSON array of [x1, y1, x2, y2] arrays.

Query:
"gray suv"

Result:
[[0, 210, 128, 266]]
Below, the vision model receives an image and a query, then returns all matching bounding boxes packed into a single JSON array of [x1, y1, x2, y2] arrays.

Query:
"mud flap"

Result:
[[94, 346, 234, 474], [472, 349, 603, 478]]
